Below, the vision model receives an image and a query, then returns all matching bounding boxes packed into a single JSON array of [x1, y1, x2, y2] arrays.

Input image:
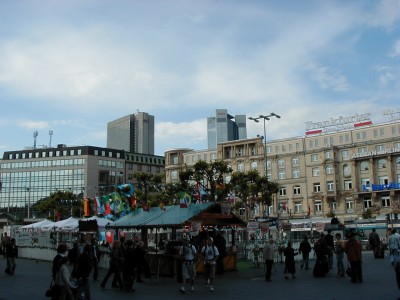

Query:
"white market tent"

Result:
[[20, 219, 55, 230], [35, 216, 111, 231]]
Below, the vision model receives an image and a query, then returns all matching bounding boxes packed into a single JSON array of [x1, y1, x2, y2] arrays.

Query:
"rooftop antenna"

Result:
[[33, 130, 38, 149], [49, 130, 53, 148]]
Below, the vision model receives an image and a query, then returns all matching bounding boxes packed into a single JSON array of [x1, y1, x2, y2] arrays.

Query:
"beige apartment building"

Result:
[[165, 115, 400, 222]]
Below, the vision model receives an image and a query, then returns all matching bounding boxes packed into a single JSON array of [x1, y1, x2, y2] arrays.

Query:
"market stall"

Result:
[[107, 202, 246, 278]]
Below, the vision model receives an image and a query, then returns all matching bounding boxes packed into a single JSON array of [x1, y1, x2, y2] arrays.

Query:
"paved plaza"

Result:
[[0, 251, 399, 300]]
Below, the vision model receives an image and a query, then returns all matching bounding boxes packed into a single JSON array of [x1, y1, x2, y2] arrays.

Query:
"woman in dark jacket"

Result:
[[5, 238, 18, 275], [283, 241, 297, 279], [76, 244, 92, 299], [100, 240, 124, 290]]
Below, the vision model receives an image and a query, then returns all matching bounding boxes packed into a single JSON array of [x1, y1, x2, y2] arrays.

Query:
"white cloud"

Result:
[[390, 40, 400, 58], [368, 0, 400, 28], [305, 63, 350, 92], [156, 119, 207, 152], [16, 119, 49, 130]]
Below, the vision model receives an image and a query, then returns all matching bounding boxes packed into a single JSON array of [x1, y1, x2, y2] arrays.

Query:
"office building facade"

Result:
[[0, 145, 164, 224], [166, 114, 400, 222], [107, 112, 155, 155], [207, 109, 247, 150]]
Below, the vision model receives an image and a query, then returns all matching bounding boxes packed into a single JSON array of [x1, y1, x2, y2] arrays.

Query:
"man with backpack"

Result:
[[200, 237, 219, 292], [179, 236, 197, 294]]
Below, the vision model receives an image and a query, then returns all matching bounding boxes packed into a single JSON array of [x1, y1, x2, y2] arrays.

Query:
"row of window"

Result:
[[5, 148, 123, 161], [1, 159, 85, 169], [277, 194, 393, 214]]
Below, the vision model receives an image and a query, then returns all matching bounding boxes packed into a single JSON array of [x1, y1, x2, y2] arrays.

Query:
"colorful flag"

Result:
[[111, 192, 123, 213], [101, 195, 110, 205], [117, 183, 135, 197], [105, 230, 114, 244], [104, 202, 111, 215], [179, 191, 191, 208], [130, 195, 137, 207], [95, 196, 104, 215], [83, 198, 90, 217]]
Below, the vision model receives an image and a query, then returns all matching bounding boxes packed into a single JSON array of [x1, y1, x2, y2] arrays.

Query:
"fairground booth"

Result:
[[107, 202, 246, 279]]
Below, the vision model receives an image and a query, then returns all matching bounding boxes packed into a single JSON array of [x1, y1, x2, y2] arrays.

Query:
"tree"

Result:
[[34, 190, 82, 219], [192, 160, 232, 202], [229, 170, 279, 220]]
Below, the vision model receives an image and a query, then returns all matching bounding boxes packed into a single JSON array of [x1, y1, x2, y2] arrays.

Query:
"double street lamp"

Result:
[[249, 113, 281, 221], [248, 112, 281, 177]]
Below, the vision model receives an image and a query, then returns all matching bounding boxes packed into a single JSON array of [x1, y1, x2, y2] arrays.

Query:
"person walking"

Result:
[[214, 232, 226, 274], [369, 228, 381, 257], [100, 240, 124, 290], [262, 239, 274, 281], [5, 238, 18, 275], [76, 243, 92, 300], [313, 232, 329, 277], [299, 235, 311, 270], [134, 241, 148, 283], [334, 233, 345, 278], [53, 256, 77, 300], [389, 229, 400, 266], [123, 239, 137, 292], [1, 232, 10, 257], [90, 238, 101, 281], [283, 241, 297, 280], [324, 229, 335, 270], [52, 244, 68, 281], [345, 231, 363, 283], [179, 236, 197, 293], [68, 242, 80, 280], [200, 237, 219, 292]]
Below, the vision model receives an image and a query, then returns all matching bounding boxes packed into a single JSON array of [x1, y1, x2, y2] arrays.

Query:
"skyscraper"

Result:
[[107, 111, 154, 154], [207, 109, 247, 150]]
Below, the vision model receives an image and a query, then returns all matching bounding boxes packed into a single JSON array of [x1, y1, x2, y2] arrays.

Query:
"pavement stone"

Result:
[[0, 251, 399, 300]]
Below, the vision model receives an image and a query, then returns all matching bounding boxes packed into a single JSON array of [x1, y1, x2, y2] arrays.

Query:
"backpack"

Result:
[[182, 244, 196, 256], [202, 245, 216, 258]]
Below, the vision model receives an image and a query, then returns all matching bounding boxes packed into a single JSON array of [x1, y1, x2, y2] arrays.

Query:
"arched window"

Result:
[[343, 164, 351, 177], [360, 161, 369, 171], [377, 159, 387, 169]]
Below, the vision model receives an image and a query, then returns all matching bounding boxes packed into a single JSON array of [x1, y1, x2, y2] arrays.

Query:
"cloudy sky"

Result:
[[1, 0, 400, 157]]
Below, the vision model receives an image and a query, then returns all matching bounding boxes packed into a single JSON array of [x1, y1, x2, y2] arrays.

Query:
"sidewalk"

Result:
[[0, 251, 399, 300]]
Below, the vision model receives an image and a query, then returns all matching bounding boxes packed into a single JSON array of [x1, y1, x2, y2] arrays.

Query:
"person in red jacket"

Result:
[[345, 231, 363, 283]]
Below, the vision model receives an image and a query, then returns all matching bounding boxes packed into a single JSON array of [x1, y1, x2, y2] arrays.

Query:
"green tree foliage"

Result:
[[34, 190, 82, 219], [229, 170, 279, 219]]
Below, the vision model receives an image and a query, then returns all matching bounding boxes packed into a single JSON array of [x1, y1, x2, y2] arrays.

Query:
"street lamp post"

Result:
[[249, 112, 281, 217], [248, 113, 281, 177], [25, 187, 30, 219]]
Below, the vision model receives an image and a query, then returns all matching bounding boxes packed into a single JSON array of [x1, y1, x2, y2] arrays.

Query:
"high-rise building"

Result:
[[107, 112, 154, 155], [207, 109, 247, 150]]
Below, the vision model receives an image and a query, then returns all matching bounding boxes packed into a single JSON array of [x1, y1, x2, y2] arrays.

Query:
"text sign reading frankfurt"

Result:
[[305, 112, 371, 134]]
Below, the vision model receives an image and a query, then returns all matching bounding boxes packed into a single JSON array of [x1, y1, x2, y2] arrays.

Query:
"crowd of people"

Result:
[[46, 231, 228, 299], [261, 228, 399, 285]]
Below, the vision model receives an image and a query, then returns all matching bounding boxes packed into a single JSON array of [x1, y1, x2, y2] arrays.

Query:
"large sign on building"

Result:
[[305, 112, 372, 135]]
